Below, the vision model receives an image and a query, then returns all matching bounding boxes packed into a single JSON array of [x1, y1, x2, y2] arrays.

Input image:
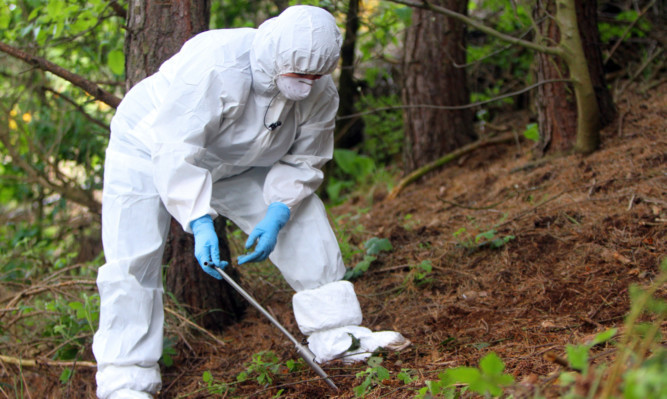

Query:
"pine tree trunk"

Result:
[[335, 0, 364, 149], [535, 0, 616, 154], [402, 0, 476, 173], [125, 0, 246, 332]]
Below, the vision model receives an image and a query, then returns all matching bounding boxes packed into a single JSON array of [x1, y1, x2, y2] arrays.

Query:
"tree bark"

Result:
[[402, 0, 476, 173], [125, 0, 246, 332], [535, 0, 616, 154]]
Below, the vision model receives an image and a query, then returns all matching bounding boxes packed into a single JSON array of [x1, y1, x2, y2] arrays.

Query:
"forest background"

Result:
[[0, 0, 665, 398]]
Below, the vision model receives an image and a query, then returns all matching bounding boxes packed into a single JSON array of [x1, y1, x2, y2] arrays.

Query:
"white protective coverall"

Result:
[[93, 6, 408, 398]]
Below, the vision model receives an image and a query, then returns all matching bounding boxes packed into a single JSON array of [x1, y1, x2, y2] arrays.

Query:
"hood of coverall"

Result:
[[250, 5, 342, 96]]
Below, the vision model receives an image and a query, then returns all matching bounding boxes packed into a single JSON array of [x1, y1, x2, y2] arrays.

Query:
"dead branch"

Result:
[[386, 133, 515, 201], [0, 354, 96, 368], [0, 41, 121, 108], [1, 280, 96, 313], [164, 307, 227, 348]]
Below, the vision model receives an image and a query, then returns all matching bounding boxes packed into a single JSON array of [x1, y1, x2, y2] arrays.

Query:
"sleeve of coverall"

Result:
[[151, 61, 248, 234], [263, 79, 339, 209]]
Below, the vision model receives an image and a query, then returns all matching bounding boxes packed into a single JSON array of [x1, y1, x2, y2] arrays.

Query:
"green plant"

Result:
[[42, 293, 100, 360], [160, 336, 178, 367], [344, 237, 393, 281], [356, 94, 404, 165], [202, 370, 235, 395], [236, 351, 286, 386], [354, 356, 391, 397], [602, 258, 667, 398], [453, 228, 515, 252], [330, 212, 367, 265], [417, 352, 515, 398], [553, 259, 667, 398], [523, 122, 540, 142], [406, 260, 433, 286]]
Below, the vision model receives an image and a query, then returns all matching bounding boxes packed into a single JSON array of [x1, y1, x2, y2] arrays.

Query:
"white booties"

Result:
[[292, 281, 410, 363], [109, 389, 154, 399], [96, 364, 160, 399]]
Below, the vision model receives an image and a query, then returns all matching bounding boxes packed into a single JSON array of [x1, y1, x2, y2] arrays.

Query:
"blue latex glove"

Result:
[[190, 215, 227, 279], [238, 202, 290, 265]]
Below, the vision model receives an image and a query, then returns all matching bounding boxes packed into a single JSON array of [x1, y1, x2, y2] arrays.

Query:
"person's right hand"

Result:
[[190, 215, 226, 279]]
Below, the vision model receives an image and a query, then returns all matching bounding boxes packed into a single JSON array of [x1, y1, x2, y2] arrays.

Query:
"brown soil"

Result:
[[7, 84, 666, 398]]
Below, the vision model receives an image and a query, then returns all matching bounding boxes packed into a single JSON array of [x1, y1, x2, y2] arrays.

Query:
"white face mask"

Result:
[[276, 75, 314, 101]]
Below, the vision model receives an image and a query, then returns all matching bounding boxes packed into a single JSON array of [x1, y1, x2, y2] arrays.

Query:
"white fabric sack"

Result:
[[292, 280, 362, 335]]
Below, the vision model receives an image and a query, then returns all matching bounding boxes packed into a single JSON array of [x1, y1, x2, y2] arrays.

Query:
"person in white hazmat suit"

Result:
[[93, 5, 409, 398]]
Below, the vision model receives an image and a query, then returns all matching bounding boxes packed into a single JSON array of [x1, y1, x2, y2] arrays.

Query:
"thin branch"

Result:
[[386, 133, 516, 200], [337, 79, 571, 121], [1, 280, 96, 312], [0, 355, 96, 368], [617, 46, 664, 96], [107, 0, 127, 19], [44, 87, 110, 131], [0, 41, 121, 108], [164, 307, 228, 348], [389, 0, 563, 56], [604, 0, 656, 65], [453, 26, 535, 68], [0, 107, 102, 214]]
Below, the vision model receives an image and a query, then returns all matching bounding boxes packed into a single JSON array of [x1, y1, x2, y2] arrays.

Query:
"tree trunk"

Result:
[[535, 0, 616, 154], [335, 0, 364, 149], [402, 0, 476, 173], [125, 0, 246, 332]]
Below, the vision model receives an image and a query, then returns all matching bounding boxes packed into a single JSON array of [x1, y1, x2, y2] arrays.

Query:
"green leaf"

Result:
[[394, 6, 413, 24], [523, 123, 539, 142], [59, 368, 73, 384], [364, 237, 392, 255], [202, 370, 212, 383], [591, 328, 618, 345], [475, 229, 496, 243], [0, 5, 11, 30], [367, 356, 383, 368], [107, 49, 125, 75], [347, 333, 361, 352], [566, 344, 589, 372], [333, 149, 376, 179], [479, 352, 505, 375], [376, 366, 390, 381], [443, 366, 481, 385]]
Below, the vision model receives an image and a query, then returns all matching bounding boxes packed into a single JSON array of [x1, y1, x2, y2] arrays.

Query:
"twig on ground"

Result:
[[1, 280, 96, 312], [495, 189, 571, 228], [164, 306, 227, 347], [627, 193, 636, 210], [0, 355, 96, 368], [437, 194, 513, 211]]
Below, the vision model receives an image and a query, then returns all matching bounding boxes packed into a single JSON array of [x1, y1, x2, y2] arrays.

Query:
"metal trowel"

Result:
[[211, 265, 339, 391]]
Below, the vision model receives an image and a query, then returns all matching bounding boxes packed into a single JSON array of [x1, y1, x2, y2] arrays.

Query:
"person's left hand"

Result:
[[238, 202, 290, 264]]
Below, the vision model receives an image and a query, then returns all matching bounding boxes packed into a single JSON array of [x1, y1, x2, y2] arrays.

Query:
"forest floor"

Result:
[[9, 83, 666, 398]]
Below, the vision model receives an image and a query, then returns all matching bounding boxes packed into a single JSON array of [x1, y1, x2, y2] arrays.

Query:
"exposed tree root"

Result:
[[387, 133, 515, 201]]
